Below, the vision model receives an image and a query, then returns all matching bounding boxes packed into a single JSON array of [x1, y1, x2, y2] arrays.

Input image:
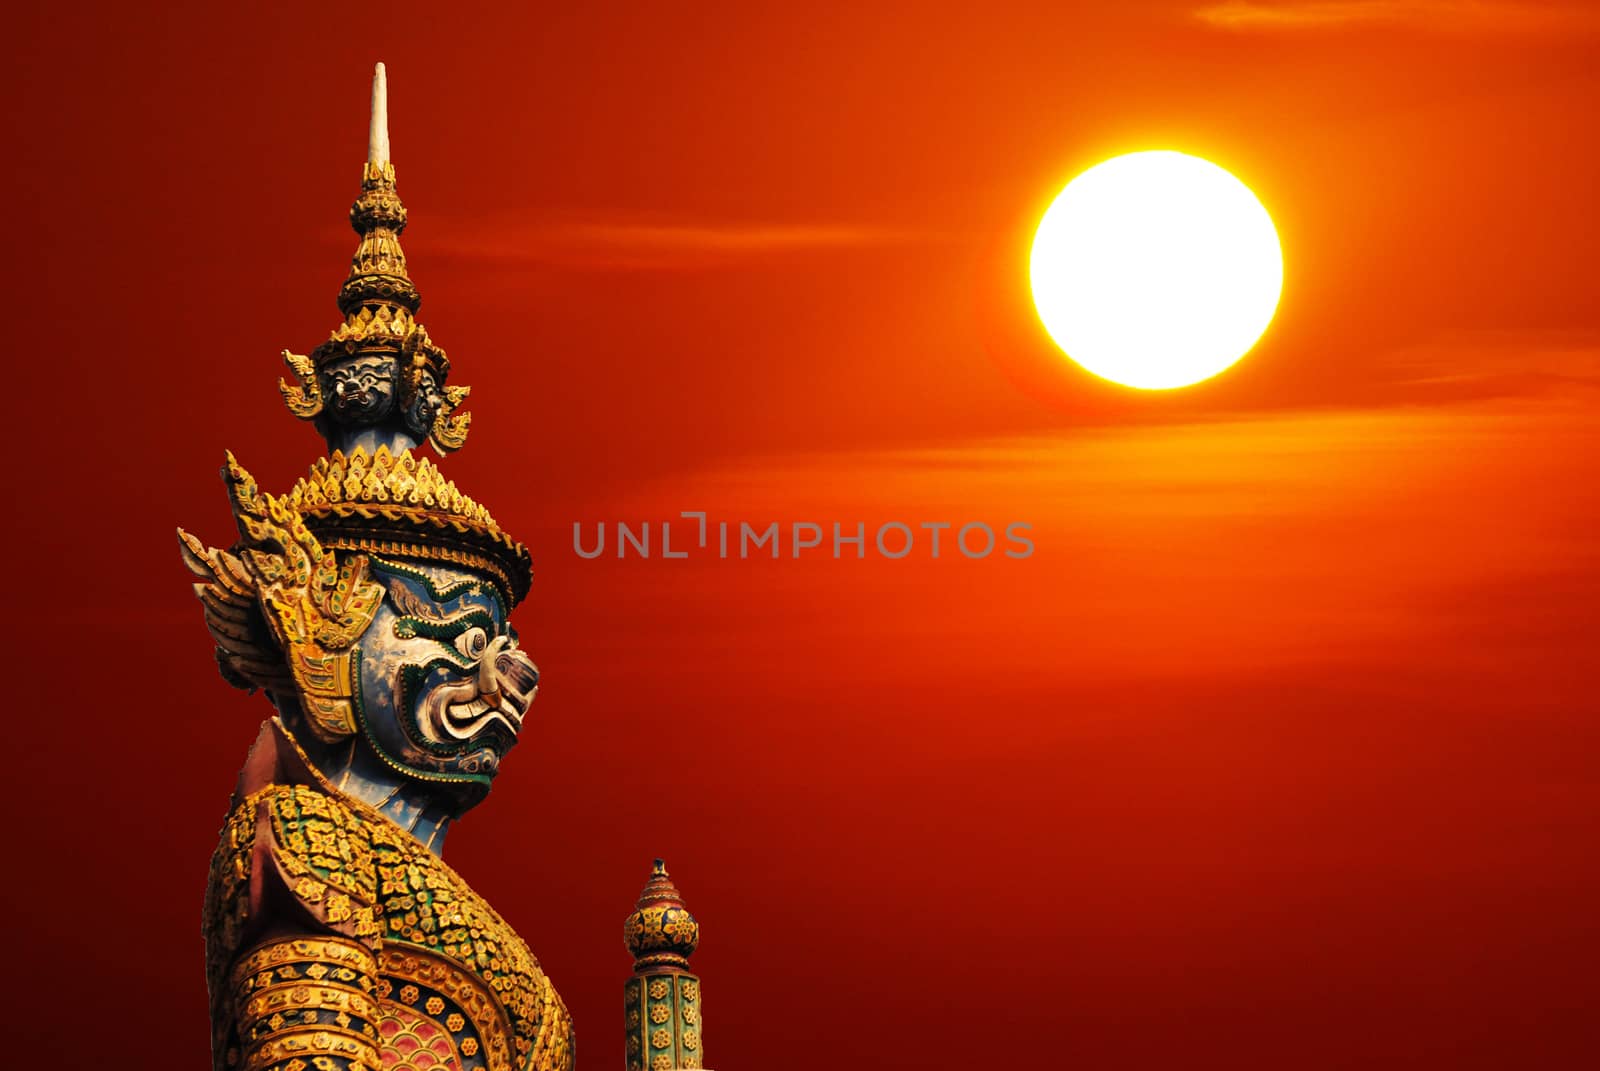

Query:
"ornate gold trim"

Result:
[[230, 937, 378, 986]]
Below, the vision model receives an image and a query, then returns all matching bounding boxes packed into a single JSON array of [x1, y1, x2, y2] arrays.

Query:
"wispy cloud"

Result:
[[1383, 331, 1600, 397], [548, 222, 895, 253], [602, 390, 1597, 686], [409, 218, 917, 270], [1195, 0, 1600, 32]]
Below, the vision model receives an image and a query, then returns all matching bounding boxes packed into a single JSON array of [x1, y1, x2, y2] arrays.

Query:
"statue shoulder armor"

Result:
[[259, 783, 388, 934], [205, 783, 387, 980]]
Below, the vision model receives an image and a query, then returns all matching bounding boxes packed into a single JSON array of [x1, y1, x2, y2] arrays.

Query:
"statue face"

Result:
[[404, 367, 445, 441], [323, 354, 398, 423], [352, 557, 538, 799]]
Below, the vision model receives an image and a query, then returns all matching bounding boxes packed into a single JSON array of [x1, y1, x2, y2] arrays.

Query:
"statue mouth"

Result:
[[418, 676, 523, 743], [444, 689, 524, 738], [415, 644, 538, 749]]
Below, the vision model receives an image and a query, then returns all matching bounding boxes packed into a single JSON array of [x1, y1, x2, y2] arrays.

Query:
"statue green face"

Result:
[[351, 557, 539, 803]]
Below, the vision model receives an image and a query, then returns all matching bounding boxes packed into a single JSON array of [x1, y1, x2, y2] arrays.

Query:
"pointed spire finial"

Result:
[[368, 62, 390, 166]]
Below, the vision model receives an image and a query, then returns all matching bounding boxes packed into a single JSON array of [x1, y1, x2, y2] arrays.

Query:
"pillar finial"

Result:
[[623, 860, 707, 1069]]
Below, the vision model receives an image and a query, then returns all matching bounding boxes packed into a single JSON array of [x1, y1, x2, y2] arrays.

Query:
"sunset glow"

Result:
[[14, 5, 1600, 1068]]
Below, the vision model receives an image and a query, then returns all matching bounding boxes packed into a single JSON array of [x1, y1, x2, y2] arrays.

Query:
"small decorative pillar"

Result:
[[623, 860, 708, 1070]]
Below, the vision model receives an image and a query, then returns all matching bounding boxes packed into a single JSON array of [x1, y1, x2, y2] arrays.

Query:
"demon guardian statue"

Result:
[[182, 64, 574, 1071]]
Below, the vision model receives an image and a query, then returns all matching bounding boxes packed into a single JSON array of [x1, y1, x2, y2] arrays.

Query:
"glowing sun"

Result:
[[1030, 150, 1283, 390]]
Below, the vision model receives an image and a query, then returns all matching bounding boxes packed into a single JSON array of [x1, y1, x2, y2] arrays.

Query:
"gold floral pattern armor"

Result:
[[205, 722, 573, 1071]]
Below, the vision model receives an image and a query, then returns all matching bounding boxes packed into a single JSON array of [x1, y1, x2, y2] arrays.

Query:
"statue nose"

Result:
[[495, 648, 540, 696], [478, 636, 509, 699], [477, 637, 539, 708]]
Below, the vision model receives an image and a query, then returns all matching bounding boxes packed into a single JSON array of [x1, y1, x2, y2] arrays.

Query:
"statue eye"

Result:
[[454, 627, 489, 660]]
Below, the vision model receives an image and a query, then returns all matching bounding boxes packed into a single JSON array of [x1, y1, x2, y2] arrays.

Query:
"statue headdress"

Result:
[[179, 63, 532, 742], [278, 61, 469, 456]]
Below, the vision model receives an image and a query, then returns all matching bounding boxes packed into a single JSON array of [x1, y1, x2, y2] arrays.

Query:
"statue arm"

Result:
[[223, 933, 383, 1071], [207, 774, 388, 1071]]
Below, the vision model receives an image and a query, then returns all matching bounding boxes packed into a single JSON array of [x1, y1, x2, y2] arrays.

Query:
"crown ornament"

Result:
[[278, 61, 469, 457]]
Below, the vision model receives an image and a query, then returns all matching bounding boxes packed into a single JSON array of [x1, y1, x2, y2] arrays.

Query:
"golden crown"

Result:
[[287, 445, 531, 605]]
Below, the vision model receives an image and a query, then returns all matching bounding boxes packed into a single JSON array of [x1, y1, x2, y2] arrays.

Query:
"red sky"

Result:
[[5, 2, 1597, 1067]]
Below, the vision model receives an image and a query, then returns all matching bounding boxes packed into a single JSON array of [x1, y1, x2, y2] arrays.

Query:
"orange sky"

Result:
[[5, 3, 1598, 1068]]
